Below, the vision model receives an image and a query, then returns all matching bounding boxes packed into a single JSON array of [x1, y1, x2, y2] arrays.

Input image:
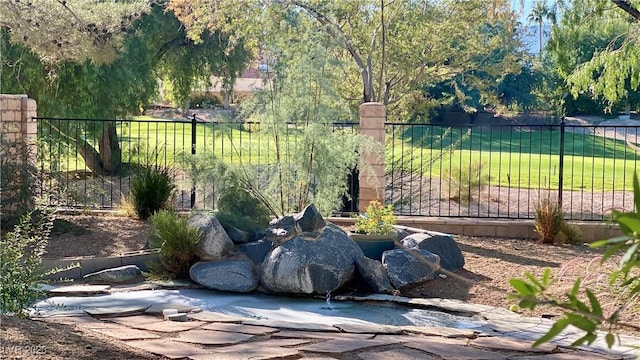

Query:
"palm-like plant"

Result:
[[527, 1, 557, 57]]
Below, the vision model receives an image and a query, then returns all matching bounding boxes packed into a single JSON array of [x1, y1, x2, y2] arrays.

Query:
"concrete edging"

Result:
[[42, 250, 159, 281], [327, 217, 622, 243]]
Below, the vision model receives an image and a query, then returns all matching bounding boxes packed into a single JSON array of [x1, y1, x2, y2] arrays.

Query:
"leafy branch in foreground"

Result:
[[510, 172, 640, 349], [1, 205, 78, 316]]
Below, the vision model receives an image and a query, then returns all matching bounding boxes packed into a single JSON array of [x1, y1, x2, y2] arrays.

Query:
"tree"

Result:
[[546, 0, 638, 114], [527, 1, 556, 58], [0, 0, 149, 64], [167, 0, 523, 116], [1, 3, 250, 175], [567, 0, 640, 106]]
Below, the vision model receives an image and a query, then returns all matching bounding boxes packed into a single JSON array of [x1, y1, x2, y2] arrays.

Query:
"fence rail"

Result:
[[35, 116, 359, 212], [385, 120, 639, 220], [35, 116, 639, 220]]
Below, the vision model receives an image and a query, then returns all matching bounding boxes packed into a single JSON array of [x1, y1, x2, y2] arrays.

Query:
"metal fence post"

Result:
[[190, 114, 197, 208], [558, 117, 565, 207]]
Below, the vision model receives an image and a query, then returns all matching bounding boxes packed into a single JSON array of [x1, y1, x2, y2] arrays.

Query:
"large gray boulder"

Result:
[[225, 224, 252, 244], [260, 224, 363, 294], [294, 204, 326, 232], [266, 215, 298, 245], [355, 257, 394, 294], [401, 233, 464, 271], [83, 265, 144, 284], [190, 258, 258, 292], [239, 239, 273, 265], [382, 249, 441, 289], [188, 213, 234, 260]]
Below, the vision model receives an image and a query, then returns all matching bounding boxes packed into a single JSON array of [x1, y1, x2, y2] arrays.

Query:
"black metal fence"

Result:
[[36, 116, 639, 220], [35, 116, 359, 212], [385, 120, 639, 220]]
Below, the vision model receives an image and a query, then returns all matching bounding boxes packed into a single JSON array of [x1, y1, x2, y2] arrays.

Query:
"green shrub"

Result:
[[534, 198, 565, 244], [0, 207, 76, 316], [130, 163, 176, 220], [215, 187, 270, 234], [190, 92, 222, 109], [445, 161, 488, 204], [0, 138, 40, 230], [353, 200, 396, 235], [148, 210, 200, 278]]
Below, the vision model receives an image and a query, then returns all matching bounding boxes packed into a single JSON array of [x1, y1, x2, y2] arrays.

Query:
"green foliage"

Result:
[[190, 93, 222, 109], [148, 210, 201, 278], [547, 0, 640, 111], [510, 172, 640, 349], [354, 200, 396, 236], [445, 161, 488, 204], [0, 207, 77, 316], [0, 0, 148, 63], [0, 138, 40, 230], [216, 187, 270, 234], [130, 152, 176, 220], [224, 19, 380, 216]]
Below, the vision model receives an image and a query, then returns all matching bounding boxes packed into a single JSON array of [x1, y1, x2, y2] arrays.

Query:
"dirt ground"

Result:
[[2, 213, 639, 359]]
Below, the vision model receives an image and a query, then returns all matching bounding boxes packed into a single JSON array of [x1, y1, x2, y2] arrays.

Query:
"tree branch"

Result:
[[612, 0, 640, 20]]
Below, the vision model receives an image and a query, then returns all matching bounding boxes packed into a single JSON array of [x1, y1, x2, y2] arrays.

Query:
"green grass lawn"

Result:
[[387, 125, 639, 191], [39, 118, 639, 191]]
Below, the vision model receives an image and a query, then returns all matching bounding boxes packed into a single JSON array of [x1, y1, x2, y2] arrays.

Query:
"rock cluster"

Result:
[[187, 204, 466, 295]]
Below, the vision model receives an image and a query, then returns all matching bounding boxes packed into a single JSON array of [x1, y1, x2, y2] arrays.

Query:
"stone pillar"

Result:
[[1, 94, 38, 213], [0, 94, 38, 142], [358, 102, 386, 212]]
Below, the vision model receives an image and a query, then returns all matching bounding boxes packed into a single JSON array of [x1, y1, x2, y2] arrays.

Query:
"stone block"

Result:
[[22, 98, 37, 111], [495, 224, 536, 239], [297, 338, 390, 354], [359, 102, 386, 118], [2, 98, 22, 111], [88, 324, 161, 340], [201, 322, 278, 335], [174, 329, 254, 345], [1, 110, 16, 122], [132, 320, 206, 333], [463, 224, 496, 237], [124, 339, 214, 359], [1, 132, 19, 142], [80, 257, 123, 276], [23, 121, 37, 136]]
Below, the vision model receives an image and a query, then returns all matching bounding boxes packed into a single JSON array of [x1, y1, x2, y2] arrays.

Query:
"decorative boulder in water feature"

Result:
[[355, 256, 394, 294], [401, 233, 465, 272], [224, 224, 252, 244], [382, 248, 441, 289], [260, 223, 363, 294], [188, 213, 234, 260], [190, 258, 258, 292], [239, 239, 273, 265], [294, 204, 326, 232]]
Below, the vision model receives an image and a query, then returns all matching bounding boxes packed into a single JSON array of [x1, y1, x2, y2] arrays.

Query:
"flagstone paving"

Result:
[[34, 286, 640, 360]]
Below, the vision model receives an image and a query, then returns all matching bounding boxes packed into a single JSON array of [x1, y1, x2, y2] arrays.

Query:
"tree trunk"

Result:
[[77, 122, 121, 176], [98, 122, 121, 174], [77, 137, 108, 176]]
